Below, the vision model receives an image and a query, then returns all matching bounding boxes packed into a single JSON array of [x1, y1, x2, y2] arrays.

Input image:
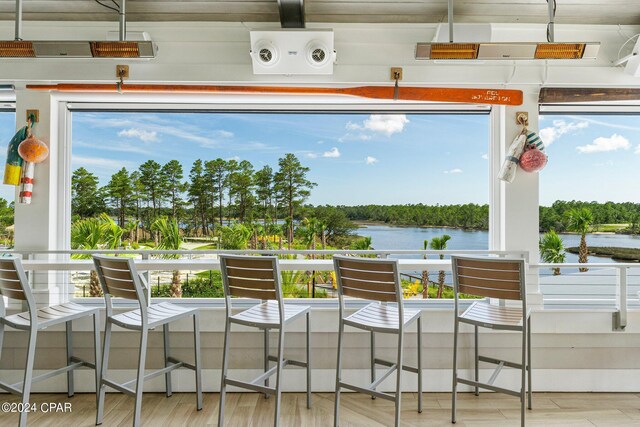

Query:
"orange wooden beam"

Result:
[[26, 84, 523, 106]]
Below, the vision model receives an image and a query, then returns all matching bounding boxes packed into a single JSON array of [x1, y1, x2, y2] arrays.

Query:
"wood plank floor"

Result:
[[1, 392, 640, 426]]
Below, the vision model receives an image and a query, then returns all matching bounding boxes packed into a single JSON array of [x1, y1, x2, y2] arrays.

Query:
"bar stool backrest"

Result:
[[0, 257, 36, 320], [333, 256, 402, 303], [93, 256, 147, 316], [220, 255, 281, 301], [219, 254, 283, 321], [451, 256, 526, 301]]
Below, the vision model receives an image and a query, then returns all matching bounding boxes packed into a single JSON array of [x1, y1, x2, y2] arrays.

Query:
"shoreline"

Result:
[[354, 221, 635, 236], [354, 221, 485, 231]]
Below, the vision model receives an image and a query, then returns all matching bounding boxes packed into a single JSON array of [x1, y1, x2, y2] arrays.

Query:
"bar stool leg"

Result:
[[96, 321, 112, 425], [193, 313, 203, 411], [273, 326, 285, 427], [370, 331, 376, 400], [333, 320, 344, 427], [92, 312, 101, 415], [417, 318, 423, 413], [394, 330, 404, 427], [19, 328, 37, 427], [520, 324, 526, 427], [264, 328, 270, 399], [66, 321, 75, 397], [163, 324, 172, 398], [218, 318, 231, 427], [474, 325, 479, 396], [133, 328, 149, 427], [0, 322, 4, 360], [306, 312, 311, 409], [527, 315, 532, 410], [451, 317, 459, 424]]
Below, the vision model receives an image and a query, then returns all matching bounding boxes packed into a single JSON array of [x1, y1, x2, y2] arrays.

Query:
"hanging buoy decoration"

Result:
[[2, 115, 34, 186], [17, 133, 48, 204], [519, 145, 548, 173], [498, 130, 527, 183], [498, 116, 548, 183]]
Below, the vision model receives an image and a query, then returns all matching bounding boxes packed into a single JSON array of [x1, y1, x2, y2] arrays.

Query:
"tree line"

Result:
[[72, 153, 322, 245], [539, 200, 640, 233], [337, 203, 490, 230]]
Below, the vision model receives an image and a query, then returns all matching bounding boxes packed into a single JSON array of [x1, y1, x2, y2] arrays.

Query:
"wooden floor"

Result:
[[2, 392, 640, 426]]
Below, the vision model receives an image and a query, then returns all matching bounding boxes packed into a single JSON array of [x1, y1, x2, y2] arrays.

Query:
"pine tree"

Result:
[[71, 167, 106, 218], [204, 158, 227, 226], [229, 160, 255, 223], [254, 165, 274, 226], [188, 160, 208, 236], [106, 168, 134, 228], [274, 154, 316, 248], [161, 160, 186, 220]]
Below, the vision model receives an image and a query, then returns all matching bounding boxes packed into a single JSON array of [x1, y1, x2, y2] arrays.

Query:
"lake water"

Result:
[[356, 224, 640, 264]]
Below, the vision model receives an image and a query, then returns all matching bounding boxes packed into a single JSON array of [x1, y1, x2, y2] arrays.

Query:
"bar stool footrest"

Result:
[[457, 377, 521, 398], [374, 357, 419, 374], [0, 380, 21, 395], [225, 378, 276, 395], [267, 355, 308, 368], [479, 355, 524, 370], [338, 381, 396, 402], [102, 378, 135, 396], [8, 359, 91, 392]]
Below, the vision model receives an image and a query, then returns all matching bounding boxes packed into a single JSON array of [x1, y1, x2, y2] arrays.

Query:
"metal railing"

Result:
[[1, 248, 527, 301], [533, 262, 639, 331], [2, 249, 636, 330]]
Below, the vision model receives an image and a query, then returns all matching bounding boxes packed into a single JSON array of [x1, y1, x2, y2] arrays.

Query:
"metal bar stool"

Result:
[[333, 256, 422, 427], [218, 254, 311, 427], [451, 256, 532, 427], [0, 257, 101, 427], [93, 256, 202, 427]]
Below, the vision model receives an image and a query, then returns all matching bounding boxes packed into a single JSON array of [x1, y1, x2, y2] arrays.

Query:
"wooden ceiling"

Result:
[[0, 0, 638, 25]]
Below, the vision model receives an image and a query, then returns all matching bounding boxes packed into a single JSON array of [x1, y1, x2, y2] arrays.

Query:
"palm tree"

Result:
[[70, 214, 124, 297], [352, 236, 373, 250], [421, 239, 430, 299], [71, 218, 104, 297], [152, 217, 183, 298], [100, 213, 124, 251], [565, 208, 593, 272], [539, 230, 566, 276], [430, 234, 451, 298], [319, 220, 328, 257]]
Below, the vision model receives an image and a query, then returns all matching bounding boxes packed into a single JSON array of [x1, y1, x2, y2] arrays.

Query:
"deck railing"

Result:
[[2, 249, 636, 330]]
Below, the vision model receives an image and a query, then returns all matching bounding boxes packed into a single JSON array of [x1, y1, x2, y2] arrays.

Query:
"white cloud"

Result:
[[305, 152, 318, 159], [539, 120, 588, 146], [481, 153, 488, 160], [216, 130, 234, 138], [444, 168, 463, 174], [576, 134, 630, 153], [338, 133, 372, 143], [344, 114, 409, 137], [365, 156, 378, 165], [636, 144, 640, 155], [118, 128, 158, 142], [72, 155, 134, 170], [323, 147, 341, 158]]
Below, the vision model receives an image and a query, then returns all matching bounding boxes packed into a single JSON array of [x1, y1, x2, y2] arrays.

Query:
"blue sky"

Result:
[[69, 111, 490, 206], [0, 111, 637, 206]]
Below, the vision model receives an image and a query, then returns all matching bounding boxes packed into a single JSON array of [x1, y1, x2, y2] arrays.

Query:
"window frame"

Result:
[[59, 98, 493, 306]]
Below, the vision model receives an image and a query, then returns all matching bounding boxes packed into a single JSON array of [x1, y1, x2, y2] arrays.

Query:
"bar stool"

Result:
[[0, 257, 101, 427], [93, 256, 202, 427], [218, 254, 311, 427], [450, 256, 532, 427], [333, 256, 422, 427]]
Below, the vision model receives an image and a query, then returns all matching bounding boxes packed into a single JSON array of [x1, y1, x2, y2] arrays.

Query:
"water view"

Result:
[[357, 223, 640, 264]]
